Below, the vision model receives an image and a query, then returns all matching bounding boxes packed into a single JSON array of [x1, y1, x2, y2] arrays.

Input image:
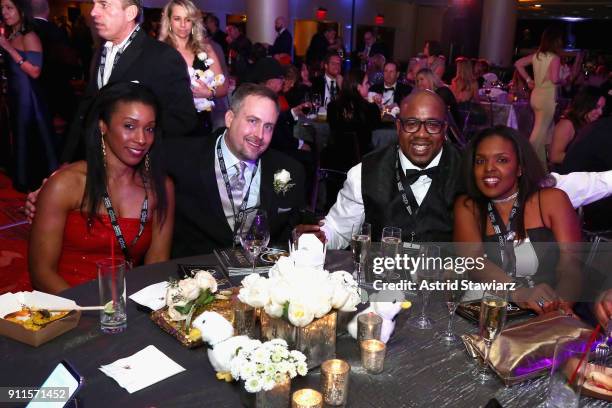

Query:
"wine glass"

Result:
[[475, 288, 508, 383], [239, 210, 270, 275], [381, 226, 401, 281], [302, 93, 312, 117], [311, 93, 321, 116], [437, 266, 468, 345], [410, 245, 441, 330]]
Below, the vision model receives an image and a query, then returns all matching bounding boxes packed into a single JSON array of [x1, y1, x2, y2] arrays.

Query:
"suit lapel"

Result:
[[107, 29, 145, 85], [418, 145, 449, 214], [199, 134, 233, 239], [259, 153, 275, 215]]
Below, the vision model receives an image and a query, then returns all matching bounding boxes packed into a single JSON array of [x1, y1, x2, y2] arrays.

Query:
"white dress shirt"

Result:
[[214, 132, 261, 232], [381, 82, 397, 107], [551, 171, 612, 208], [99, 25, 139, 88], [321, 148, 443, 250]]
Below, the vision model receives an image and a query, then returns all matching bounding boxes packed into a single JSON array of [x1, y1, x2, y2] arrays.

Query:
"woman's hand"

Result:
[[192, 79, 213, 99], [512, 283, 560, 314], [0, 35, 11, 51]]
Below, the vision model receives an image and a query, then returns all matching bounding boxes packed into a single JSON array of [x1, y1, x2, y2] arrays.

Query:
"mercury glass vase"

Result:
[[241, 374, 291, 408], [260, 311, 337, 369]]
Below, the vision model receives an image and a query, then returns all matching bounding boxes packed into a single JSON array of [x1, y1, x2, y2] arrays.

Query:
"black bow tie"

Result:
[[404, 167, 438, 184], [384, 87, 395, 92]]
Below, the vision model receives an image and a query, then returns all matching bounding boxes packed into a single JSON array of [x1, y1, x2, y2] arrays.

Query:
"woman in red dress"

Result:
[[28, 82, 175, 294]]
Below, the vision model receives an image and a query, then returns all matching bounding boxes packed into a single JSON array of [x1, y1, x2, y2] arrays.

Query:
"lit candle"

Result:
[[361, 339, 386, 374], [292, 388, 323, 408], [357, 312, 382, 341], [320, 359, 350, 406]]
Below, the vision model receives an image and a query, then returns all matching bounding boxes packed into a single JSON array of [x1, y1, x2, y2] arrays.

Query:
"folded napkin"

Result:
[[462, 312, 592, 386], [129, 282, 168, 311], [99, 345, 185, 393]]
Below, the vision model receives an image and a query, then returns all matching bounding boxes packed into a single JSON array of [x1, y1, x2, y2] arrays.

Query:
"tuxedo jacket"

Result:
[[165, 130, 306, 258], [311, 76, 340, 104], [361, 142, 464, 243], [61, 29, 197, 162], [269, 30, 292, 56], [359, 41, 388, 59], [369, 82, 412, 106]]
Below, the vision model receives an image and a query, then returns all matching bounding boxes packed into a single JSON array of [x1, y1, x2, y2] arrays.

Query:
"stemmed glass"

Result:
[[410, 245, 441, 330], [437, 266, 468, 344], [351, 222, 371, 283], [475, 289, 508, 383], [239, 210, 270, 275], [381, 226, 401, 281], [311, 93, 322, 116]]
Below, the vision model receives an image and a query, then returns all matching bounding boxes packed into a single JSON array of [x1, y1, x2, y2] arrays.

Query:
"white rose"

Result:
[[197, 51, 207, 61], [193, 270, 218, 293], [308, 293, 332, 318], [274, 169, 291, 184], [178, 278, 201, 301], [165, 285, 183, 307], [269, 281, 290, 306], [287, 301, 314, 327], [339, 290, 361, 312], [264, 301, 284, 318], [238, 274, 270, 308]]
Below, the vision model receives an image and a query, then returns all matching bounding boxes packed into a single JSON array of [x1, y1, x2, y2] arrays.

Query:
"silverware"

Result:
[[594, 318, 612, 370]]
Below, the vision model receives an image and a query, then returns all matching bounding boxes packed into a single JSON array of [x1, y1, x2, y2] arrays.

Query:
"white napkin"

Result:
[[0, 291, 78, 317], [99, 345, 185, 394], [128, 282, 168, 311], [291, 233, 326, 269]]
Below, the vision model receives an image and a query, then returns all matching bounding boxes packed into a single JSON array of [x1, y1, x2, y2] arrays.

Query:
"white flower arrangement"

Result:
[[238, 257, 361, 327], [165, 270, 219, 330], [229, 338, 307, 393], [273, 169, 295, 195], [189, 51, 226, 112]]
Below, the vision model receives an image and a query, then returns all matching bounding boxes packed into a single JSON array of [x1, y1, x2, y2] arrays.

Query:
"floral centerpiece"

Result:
[[230, 338, 307, 393], [189, 51, 226, 112], [238, 257, 360, 368]]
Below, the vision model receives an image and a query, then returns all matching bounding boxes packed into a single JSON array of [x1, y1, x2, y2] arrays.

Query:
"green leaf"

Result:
[[282, 302, 290, 321]]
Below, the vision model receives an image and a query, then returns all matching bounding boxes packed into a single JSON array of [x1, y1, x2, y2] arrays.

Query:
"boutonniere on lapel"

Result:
[[273, 169, 295, 195]]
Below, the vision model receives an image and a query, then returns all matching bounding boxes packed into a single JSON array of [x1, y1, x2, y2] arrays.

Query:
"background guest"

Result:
[[454, 126, 582, 314], [204, 13, 226, 56], [28, 83, 174, 294], [267, 16, 292, 63], [369, 60, 412, 108], [158, 0, 227, 136], [515, 27, 565, 166], [549, 86, 605, 168], [422, 40, 445, 80], [312, 52, 343, 110], [450, 57, 478, 104], [226, 23, 252, 83], [415, 68, 459, 126], [357, 30, 387, 71], [0, 0, 58, 192]]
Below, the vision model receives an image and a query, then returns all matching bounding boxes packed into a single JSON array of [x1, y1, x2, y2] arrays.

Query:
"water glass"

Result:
[[381, 226, 401, 281], [546, 336, 590, 408], [240, 210, 270, 274], [97, 258, 128, 334]]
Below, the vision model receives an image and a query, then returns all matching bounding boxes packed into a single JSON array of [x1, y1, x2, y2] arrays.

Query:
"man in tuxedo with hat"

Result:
[[60, 0, 196, 162], [297, 89, 463, 246]]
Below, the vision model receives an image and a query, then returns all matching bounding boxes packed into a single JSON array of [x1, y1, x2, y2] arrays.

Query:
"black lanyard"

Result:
[[487, 199, 519, 277], [102, 186, 148, 262], [97, 25, 140, 88], [395, 149, 422, 217], [216, 136, 259, 240]]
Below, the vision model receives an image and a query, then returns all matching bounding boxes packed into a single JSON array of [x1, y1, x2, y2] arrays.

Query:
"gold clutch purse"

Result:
[[462, 312, 593, 385]]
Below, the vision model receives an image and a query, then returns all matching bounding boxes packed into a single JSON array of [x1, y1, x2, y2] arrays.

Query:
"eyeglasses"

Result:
[[397, 118, 446, 134]]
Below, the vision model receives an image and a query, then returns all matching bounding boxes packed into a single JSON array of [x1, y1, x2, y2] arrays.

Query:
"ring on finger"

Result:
[[536, 298, 546, 309]]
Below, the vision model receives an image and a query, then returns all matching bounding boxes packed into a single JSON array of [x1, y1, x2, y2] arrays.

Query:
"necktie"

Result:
[[405, 166, 438, 185], [330, 80, 337, 100], [229, 161, 247, 203]]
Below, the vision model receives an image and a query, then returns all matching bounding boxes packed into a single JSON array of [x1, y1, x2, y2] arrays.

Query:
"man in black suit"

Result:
[[369, 61, 412, 107], [166, 84, 306, 257], [30, 0, 77, 125], [297, 90, 463, 246], [204, 14, 227, 57], [268, 17, 292, 58], [227, 24, 252, 84], [311, 53, 343, 110], [60, 0, 197, 163], [357, 30, 387, 69]]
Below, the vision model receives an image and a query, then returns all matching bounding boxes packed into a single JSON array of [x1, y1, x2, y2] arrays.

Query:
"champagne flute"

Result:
[[351, 222, 371, 284], [302, 93, 312, 116], [476, 289, 508, 382], [437, 266, 467, 344], [381, 226, 401, 281], [410, 246, 441, 330], [239, 210, 270, 275]]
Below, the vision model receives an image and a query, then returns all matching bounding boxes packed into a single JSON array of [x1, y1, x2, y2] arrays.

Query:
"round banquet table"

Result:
[[0, 251, 608, 408]]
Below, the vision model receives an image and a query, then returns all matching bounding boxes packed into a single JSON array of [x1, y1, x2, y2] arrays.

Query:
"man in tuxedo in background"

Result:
[[60, 0, 196, 163], [165, 84, 305, 257], [297, 90, 464, 246], [357, 30, 387, 70], [30, 0, 77, 128], [369, 61, 412, 108], [204, 14, 227, 56], [311, 53, 343, 110], [268, 17, 292, 60]]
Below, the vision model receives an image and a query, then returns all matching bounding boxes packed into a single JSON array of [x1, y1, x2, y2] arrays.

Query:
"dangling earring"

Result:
[[101, 135, 107, 166], [144, 152, 151, 174], [191, 26, 195, 36]]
